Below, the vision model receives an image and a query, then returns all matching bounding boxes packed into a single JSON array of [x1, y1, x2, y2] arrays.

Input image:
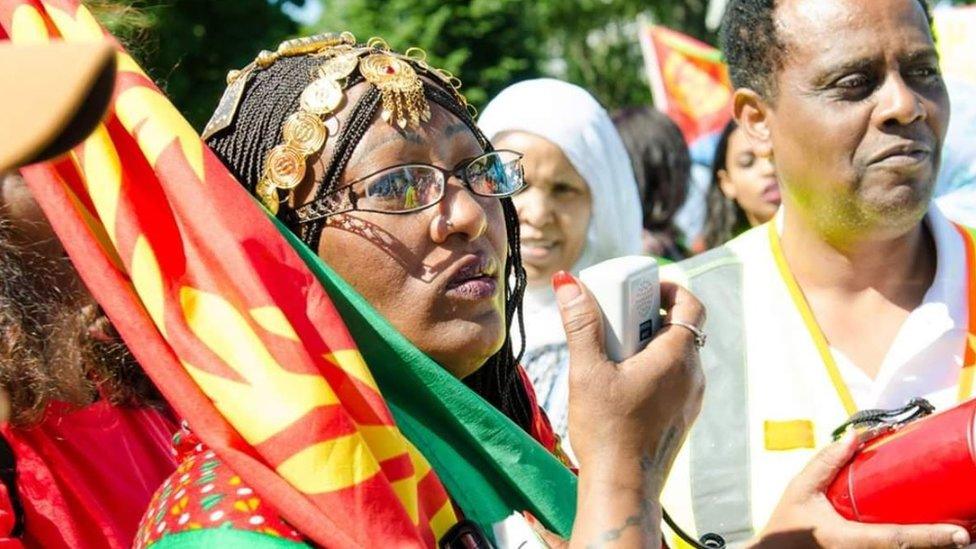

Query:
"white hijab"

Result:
[[479, 78, 643, 354]]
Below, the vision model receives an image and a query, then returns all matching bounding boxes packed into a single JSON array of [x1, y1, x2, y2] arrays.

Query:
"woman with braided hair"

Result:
[[137, 34, 706, 549]]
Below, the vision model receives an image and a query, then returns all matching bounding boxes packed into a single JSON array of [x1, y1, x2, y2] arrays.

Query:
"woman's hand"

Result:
[[552, 272, 705, 548], [754, 435, 972, 549]]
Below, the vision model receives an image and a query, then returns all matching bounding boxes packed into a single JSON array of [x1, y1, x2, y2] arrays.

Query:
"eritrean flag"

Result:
[[0, 1, 576, 547], [638, 23, 732, 146]]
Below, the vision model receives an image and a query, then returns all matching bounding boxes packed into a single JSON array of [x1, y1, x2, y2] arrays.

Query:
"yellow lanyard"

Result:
[[767, 221, 976, 416]]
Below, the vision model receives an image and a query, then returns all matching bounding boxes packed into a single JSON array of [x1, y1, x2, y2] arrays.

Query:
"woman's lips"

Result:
[[445, 276, 498, 300], [520, 240, 559, 261], [761, 181, 782, 204], [445, 255, 499, 300]]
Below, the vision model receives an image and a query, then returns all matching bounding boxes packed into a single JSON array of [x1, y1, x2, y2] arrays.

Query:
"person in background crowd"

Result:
[[478, 78, 644, 457], [0, 42, 177, 548], [701, 119, 781, 250], [662, 0, 975, 547], [612, 106, 691, 261]]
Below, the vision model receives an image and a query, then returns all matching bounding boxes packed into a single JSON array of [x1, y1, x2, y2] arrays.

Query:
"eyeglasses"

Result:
[[291, 150, 525, 224]]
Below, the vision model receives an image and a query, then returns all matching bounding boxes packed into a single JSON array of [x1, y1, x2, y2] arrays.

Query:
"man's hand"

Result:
[[755, 435, 971, 548]]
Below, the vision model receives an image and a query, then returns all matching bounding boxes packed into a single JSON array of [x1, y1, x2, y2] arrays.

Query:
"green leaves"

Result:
[[306, 0, 714, 112]]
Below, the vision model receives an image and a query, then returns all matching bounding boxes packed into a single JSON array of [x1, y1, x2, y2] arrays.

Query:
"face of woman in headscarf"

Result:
[[295, 84, 510, 380], [718, 126, 781, 226], [493, 131, 591, 286]]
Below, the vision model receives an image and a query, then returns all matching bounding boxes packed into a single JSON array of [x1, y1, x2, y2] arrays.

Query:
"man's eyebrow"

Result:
[[810, 57, 878, 87], [901, 47, 939, 64]]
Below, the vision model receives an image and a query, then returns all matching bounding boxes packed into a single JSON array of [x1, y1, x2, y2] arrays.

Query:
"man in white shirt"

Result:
[[661, 0, 976, 545]]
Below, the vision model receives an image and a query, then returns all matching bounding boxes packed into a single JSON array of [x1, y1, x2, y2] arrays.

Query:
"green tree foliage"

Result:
[[308, 0, 544, 108], [536, 1, 711, 111], [87, 0, 302, 130], [310, 0, 712, 112], [92, 0, 976, 126]]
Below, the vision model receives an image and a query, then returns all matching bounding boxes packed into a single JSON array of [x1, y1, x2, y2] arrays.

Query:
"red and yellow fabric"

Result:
[[638, 24, 732, 144], [0, 1, 455, 546]]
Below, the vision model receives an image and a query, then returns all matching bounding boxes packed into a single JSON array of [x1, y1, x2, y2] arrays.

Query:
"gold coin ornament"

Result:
[[317, 52, 360, 81], [283, 111, 328, 155], [360, 53, 431, 129], [256, 179, 280, 215], [218, 32, 468, 217], [300, 78, 344, 115], [265, 145, 306, 190]]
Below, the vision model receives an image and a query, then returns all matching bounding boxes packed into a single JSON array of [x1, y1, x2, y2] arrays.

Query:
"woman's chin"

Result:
[[425, 322, 507, 379]]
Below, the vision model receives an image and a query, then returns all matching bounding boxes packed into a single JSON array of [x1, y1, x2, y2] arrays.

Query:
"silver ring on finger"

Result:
[[664, 320, 706, 349]]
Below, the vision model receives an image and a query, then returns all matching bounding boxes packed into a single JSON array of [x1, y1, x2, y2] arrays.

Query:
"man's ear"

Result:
[[733, 88, 773, 159]]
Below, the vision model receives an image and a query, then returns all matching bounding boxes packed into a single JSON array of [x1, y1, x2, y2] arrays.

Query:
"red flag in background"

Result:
[[639, 23, 733, 145], [0, 0, 456, 546]]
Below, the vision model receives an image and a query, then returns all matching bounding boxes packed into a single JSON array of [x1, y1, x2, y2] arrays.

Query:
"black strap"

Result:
[[664, 508, 726, 549], [0, 434, 24, 537], [831, 397, 935, 441], [438, 519, 492, 549]]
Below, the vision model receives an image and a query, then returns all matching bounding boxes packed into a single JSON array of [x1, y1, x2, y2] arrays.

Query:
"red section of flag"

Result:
[[639, 24, 733, 144]]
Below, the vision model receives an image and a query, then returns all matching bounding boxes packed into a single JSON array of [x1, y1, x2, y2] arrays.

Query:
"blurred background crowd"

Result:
[[87, 0, 976, 258]]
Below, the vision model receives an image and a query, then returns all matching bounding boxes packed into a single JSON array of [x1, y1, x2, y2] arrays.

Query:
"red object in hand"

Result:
[[827, 398, 976, 534]]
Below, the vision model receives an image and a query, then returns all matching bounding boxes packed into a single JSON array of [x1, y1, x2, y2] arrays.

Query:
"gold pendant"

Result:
[[300, 78, 344, 115], [360, 53, 430, 130], [283, 111, 328, 155], [265, 145, 306, 190]]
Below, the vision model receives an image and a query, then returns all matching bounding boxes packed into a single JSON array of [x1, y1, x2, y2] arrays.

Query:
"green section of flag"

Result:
[[151, 528, 310, 549], [273, 217, 578, 539]]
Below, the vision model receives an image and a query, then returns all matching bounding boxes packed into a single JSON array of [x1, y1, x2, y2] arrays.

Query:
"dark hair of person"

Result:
[[701, 119, 750, 249], [0, 217, 163, 426], [206, 51, 535, 433], [611, 106, 690, 257], [720, 0, 934, 100]]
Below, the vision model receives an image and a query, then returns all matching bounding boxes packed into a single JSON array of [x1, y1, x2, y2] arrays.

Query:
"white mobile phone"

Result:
[[578, 256, 661, 362]]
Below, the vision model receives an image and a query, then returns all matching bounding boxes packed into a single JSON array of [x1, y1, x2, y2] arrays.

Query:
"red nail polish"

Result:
[[522, 510, 539, 527], [551, 271, 575, 291]]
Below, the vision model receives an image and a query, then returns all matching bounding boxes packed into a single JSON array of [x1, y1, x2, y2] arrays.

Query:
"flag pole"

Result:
[[637, 13, 669, 113]]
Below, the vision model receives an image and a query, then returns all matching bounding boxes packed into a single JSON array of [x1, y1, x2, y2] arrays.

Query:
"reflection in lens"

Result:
[[364, 167, 443, 212], [467, 152, 523, 196]]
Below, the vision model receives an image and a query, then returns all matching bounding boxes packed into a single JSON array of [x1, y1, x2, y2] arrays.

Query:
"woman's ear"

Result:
[[717, 168, 737, 200], [733, 88, 773, 160]]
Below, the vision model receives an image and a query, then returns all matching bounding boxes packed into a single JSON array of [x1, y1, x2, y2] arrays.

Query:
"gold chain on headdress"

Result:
[[202, 32, 473, 215]]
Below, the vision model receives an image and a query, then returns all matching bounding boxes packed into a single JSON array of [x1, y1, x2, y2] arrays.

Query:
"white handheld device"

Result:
[[578, 256, 661, 362]]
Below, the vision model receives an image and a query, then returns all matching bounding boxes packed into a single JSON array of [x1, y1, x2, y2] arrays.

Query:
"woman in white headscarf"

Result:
[[480, 79, 643, 457]]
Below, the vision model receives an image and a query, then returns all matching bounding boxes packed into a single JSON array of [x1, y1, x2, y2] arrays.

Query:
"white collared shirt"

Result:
[[661, 205, 973, 543], [831, 206, 967, 410]]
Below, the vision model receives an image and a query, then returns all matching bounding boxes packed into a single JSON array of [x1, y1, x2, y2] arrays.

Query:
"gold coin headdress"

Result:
[[203, 33, 475, 215]]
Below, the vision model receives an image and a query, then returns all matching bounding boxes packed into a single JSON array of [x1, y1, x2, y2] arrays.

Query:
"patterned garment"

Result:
[[136, 428, 305, 548], [521, 343, 572, 458], [138, 368, 573, 548]]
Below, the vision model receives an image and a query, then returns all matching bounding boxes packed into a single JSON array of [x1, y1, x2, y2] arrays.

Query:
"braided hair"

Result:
[[206, 49, 536, 433]]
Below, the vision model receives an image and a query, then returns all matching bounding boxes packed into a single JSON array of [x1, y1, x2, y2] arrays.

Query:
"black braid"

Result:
[[204, 46, 535, 434], [302, 86, 382, 247]]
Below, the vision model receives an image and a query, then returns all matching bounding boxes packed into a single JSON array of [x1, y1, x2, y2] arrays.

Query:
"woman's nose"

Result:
[[430, 180, 488, 243], [513, 185, 554, 228]]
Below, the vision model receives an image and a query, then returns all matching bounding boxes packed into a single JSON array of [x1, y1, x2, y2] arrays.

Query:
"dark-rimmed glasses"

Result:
[[291, 150, 525, 224]]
